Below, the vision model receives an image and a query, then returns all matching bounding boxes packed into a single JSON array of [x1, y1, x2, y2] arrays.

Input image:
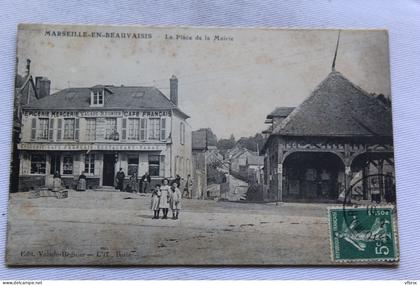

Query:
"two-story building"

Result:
[[17, 75, 192, 191]]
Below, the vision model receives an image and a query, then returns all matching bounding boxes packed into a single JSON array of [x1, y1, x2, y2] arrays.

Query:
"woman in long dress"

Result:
[[170, 182, 182, 219], [159, 178, 170, 219], [150, 184, 161, 219]]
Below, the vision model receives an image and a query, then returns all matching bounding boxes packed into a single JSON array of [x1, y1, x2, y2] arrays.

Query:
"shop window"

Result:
[[30, 154, 46, 174], [105, 118, 117, 140], [148, 118, 160, 140], [84, 154, 95, 174], [128, 155, 139, 176], [128, 118, 140, 140], [63, 118, 75, 140], [86, 118, 96, 141], [37, 118, 49, 140], [63, 156, 73, 175], [148, 155, 160, 176]]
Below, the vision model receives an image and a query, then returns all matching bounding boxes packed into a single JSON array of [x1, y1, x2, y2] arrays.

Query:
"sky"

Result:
[[16, 24, 391, 139]]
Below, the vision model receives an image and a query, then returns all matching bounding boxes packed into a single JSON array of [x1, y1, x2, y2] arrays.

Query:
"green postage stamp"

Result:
[[328, 206, 399, 263]]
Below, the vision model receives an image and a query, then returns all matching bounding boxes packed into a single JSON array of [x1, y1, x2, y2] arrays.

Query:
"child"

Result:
[[170, 182, 182, 220], [151, 184, 161, 219], [159, 178, 171, 219]]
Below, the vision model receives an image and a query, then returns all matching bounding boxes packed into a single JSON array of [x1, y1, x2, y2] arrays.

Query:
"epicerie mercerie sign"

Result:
[[17, 142, 166, 151], [22, 110, 172, 118]]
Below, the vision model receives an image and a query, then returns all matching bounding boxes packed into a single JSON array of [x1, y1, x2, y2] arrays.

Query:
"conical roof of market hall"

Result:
[[272, 70, 393, 137]]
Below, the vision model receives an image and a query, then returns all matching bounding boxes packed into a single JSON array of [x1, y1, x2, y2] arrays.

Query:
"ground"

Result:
[[6, 190, 338, 265]]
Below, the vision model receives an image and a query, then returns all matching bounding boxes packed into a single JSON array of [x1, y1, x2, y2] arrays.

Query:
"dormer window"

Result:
[[90, 89, 104, 107]]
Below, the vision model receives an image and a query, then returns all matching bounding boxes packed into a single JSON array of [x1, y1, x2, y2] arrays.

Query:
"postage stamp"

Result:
[[328, 206, 398, 263]]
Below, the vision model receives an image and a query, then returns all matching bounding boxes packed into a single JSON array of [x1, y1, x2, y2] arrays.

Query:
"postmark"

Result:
[[328, 206, 398, 263]]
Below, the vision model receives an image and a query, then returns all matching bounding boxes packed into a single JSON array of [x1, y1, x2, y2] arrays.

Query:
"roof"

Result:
[[267, 107, 295, 119], [271, 71, 393, 137], [23, 85, 189, 118], [192, 129, 217, 150], [247, 154, 264, 166]]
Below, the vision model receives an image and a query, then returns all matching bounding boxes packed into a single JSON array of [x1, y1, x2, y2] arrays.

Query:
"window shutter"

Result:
[[48, 118, 54, 141], [30, 118, 37, 141], [160, 118, 166, 141], [75, 118, 80, 140], [121, 118, 127, 140], [159, 155, 165, 177], [140, 118, 147, 141], [57, 118, 63, 141]]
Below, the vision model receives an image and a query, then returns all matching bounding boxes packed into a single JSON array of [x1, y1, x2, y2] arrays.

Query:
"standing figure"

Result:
[[77, 171, 87, 191], [159, 178, 171, 219], [126, 173, 138, 193], [116, 168, 125, 191], [140, 172, 151, 193], [186, 174, 193, 199], [170, 182, 182, 219], [151, 184, 162, 219], [53, 171, 61, 191]]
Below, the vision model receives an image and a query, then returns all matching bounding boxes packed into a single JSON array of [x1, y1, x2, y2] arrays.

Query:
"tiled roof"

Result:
[[272, 71, 393, 137], [23, 85, 189, 118]]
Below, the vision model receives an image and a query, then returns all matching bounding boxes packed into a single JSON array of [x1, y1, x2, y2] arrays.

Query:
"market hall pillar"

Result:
[[277, 143, 284, 203]]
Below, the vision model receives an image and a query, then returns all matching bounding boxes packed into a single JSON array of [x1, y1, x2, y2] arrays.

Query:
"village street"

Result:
[[7, 190, 336, 265]]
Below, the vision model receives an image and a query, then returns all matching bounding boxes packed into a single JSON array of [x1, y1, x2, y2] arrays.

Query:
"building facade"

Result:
[[17, 76, 192, 191], [261, 70, 395, 203]]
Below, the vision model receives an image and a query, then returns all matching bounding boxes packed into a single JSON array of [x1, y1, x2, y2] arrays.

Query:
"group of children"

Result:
[[150, 178, 182, 220]]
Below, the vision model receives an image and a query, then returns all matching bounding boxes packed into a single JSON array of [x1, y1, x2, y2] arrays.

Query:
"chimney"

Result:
[[170, 75, 178, 106], [35, 77, 51, 99], [26, 59, 31, 75]]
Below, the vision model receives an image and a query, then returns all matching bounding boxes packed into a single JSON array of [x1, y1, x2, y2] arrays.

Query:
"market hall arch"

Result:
[[349, 152, 395, 203], [282, 151, 345, 203]]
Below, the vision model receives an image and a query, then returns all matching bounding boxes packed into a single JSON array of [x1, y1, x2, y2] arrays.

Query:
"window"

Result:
[[128, 118, 140, 140], [63, 118, 75, 140], [37, 118, 49, 140], [148, 155, 160, 176], [105, 118, 117, 140], [180, 122, 185, 145], [63, 156, 73, 175], [148, 118, 160, 140], [127, 155, 139, 176], [84, 154, 95, 174], [91, 90, 104, 106], [86, 118, 96, 141], [30, 154, 46, 174]]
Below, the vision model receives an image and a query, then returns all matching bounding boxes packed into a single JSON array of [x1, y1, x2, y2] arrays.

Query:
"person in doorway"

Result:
[[180, 177, 187, 198], [116, 168, 125, 191], [370, 177, 381, 204], [185, 174, 193, 199], [77, 171, 87, 191], [139, 172, 151, 193], [127, 173, 138, 193], [151, 184, 162, 219], [170, 181, 182, 219], [53, 171, 61, 191], [159, 178, 171, 219]]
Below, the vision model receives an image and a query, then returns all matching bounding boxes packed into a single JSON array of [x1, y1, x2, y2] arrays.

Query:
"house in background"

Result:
[[10, 59, 51, 192], [261, 70, 394, 203], [17, 75, 192, 191], [262, 107, 294, 139]]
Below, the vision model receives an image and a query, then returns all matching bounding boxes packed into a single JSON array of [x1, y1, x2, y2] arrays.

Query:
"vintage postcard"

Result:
[[7, 24, 398, 265]]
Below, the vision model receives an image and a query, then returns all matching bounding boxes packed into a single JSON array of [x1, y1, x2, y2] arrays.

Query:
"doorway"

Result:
[[103, 154, 115, 186]]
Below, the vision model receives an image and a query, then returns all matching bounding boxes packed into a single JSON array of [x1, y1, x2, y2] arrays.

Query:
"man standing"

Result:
[[116, 168, 125, 191], [140, 172, 151, 193]]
